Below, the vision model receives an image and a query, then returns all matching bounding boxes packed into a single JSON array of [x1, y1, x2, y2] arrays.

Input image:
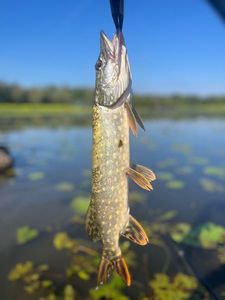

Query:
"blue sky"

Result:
[[0, 0, 225, 95]]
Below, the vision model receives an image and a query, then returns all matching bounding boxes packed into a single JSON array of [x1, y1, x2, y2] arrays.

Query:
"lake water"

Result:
[[0, 118, 225, 300]]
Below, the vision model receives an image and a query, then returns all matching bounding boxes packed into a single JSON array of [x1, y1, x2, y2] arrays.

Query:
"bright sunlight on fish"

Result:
[[85, 31, 156, 287]]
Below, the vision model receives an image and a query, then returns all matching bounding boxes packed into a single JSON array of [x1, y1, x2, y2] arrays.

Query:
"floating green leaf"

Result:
[[218, 247, 225, 264], [199, 223, 225, 249], [129, 192, 146, 203], [157, 171, 174, 181], [166, 180, 185, 189], [158, 158, 177, 169], [17, 226, 39, 245], [199, 178, 224, 192], [169, 223, 191, 243], [70, 196, 89, 215], [53, 232, 75, 251], [172, 144, 192, 155], [28, 171, 45, 181], [150, 273, 198, 300], [203, 166, 225, 178], [159, 210, 177, 221], [55, 182, 74, 192], [63, 284, 76, 300], [90, 274, 129, 300], [8, 261, 33, 281], [189, 157, 208, 165], [175, 166, 193, 175]]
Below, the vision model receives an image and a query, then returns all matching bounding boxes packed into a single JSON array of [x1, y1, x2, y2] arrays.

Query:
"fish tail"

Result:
[[97, 255, 131, 287]]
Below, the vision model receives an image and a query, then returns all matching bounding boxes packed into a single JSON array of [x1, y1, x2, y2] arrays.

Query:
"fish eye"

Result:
[[95, 59, 102, 71]]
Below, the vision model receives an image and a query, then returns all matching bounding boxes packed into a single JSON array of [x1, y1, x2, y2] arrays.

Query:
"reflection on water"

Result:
[[0, 118, 225, 299]]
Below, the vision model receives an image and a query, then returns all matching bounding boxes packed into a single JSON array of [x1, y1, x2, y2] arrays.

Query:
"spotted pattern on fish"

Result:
[[86, 103, 130, 258]]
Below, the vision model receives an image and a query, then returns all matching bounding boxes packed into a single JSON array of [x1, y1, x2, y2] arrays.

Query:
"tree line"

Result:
[[0, 82, 224, 105]]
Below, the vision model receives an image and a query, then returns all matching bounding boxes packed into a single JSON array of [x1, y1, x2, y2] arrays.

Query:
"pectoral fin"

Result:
[[127, 167, 153, 191], [122, 215, 149, 245], [125, 102, 138, 136], [132, 106, 145, 131]]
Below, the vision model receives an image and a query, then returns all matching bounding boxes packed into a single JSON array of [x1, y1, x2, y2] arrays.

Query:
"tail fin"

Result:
[[97, 255, 131, 287]]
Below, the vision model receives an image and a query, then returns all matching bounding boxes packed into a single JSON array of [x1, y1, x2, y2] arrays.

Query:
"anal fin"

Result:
[[122, 215, 149, 245]]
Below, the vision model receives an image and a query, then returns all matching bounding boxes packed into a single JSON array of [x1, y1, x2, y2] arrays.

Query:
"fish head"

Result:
[[95, 31, 131, 107]]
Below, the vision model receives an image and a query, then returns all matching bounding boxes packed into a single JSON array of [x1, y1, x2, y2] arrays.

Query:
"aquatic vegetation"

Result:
[[129, 191, 146, 203], [172, 143, 192, 155], [166, 180, 185, 189], [90, 274, 129, 300], [8, 261, 34, 281], [17, 226, 39, 245], [169, 223, 191, 243], [158, 210, 177, 222], [198, 223, 225, 249], [70, 196, 89, 215], [55, 182, 74, 192], [28, 171, 45, 181], [199, 178, 224, 192], [8, 261, 50, 294], [53, 232, 76, 251], [203, 166, 225, 178], [217, 247, 225, 264], [157, 158, 177, 169], [170, 222, 225, 250], [157, 171, 174, 181], [175, 166, 193, 175], [189, 157, 209, 165], [149, 273, 198, 300]]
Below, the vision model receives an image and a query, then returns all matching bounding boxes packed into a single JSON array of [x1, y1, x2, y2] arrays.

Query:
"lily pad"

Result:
[[171, 222, 225, 249], [90, 274, 129, 300], [158, 171, 174, 181], [189, 157, 209, 165], [158, 158, 177, 169], [166, 180, 185, 189], [63, 284, 76, 300], [70, 196, 89, 215], [55, 182, 74, 192], [159, 210, 177, 221], [53, 232, 75, 250], [203, 166, 225, 178], [150, 273, 198, 300], [129, 192, 146, 203], [199, 178, 224, 193], [28, 172, 45, 181], [175, 166, 193, 175], [169, 223, 191, 243], [172, 144, 192, 155], [17, 226, 39, 245], [8, 261, 33, 281]]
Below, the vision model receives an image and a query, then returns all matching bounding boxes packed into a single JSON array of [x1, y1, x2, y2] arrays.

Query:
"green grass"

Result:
[[1, 101, 225, 120], [0, 103, 91, 118]]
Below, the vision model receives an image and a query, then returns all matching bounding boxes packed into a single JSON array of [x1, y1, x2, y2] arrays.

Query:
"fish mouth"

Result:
[[100, 31, 125, 64]]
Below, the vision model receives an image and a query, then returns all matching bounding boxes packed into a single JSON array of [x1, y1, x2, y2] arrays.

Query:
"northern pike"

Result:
[[86, 31, 156, 286]]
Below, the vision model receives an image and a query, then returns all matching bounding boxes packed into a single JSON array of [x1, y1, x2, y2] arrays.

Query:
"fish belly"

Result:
[[90, 104, 130, 247]]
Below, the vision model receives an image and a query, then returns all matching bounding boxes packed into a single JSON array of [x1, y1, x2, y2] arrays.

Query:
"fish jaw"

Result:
[[95, 31, 131, 108]]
